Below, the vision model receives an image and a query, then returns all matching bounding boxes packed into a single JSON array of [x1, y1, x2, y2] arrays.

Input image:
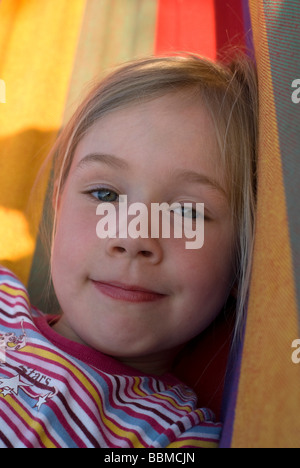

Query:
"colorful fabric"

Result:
[[0, 267, 221, 448], [221, 0, 300, 448]]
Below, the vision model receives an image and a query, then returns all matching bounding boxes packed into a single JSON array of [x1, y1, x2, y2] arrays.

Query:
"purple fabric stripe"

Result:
[[219, 327, 245, 448]]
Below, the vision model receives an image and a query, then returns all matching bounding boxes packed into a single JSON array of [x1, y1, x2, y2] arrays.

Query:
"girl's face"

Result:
[[51, 92, 236, 374]]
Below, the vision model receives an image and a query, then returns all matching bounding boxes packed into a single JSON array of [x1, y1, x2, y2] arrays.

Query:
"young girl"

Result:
[[0, 53, 258, 448]]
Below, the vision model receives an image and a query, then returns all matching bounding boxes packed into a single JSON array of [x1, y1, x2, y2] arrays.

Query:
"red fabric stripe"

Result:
[[154, 0, 247, 61], [154, 0, 217, 59], [215, 0, 247, 59]]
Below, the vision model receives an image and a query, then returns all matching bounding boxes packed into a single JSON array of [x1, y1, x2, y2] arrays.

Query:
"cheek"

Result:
[[51, 199, 99, 274], [172, 256, 233, 339], [172, 233, 235, 311]]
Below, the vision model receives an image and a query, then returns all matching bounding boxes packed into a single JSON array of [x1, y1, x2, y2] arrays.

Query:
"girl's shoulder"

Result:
[[0, 265, 22, 279], [0, 265, 37, 319], [0, 265, 28, 295]]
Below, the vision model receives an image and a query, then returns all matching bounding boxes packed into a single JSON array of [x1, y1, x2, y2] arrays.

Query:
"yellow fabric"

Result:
[[0, 0, 86, 284], [231, 1, 300, 448]]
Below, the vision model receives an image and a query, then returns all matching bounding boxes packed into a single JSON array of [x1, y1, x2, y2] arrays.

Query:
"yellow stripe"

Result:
[[152, 392, 193, 413], [0, 284, 30, 307], [167, 438, 218, 449], [133, 377, 194, 413], [132, 377, 147, 397], [0, 394, 57, 448], [20, 346, 146, 447]]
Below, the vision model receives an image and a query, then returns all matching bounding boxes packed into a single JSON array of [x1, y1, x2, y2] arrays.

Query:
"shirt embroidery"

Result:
[[0, 323, 58, 410]]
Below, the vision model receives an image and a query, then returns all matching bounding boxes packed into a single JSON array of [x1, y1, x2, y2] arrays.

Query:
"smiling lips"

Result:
[[92, 280, 167, 303]]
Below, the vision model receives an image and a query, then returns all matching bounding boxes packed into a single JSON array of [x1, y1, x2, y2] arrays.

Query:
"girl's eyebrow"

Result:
[[75, 153, 130, 171], [173, 169, 227, 197], [75, 152, 226, 197]]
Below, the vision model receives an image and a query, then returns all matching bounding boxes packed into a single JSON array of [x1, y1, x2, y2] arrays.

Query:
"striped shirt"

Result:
[[0, 267, 222, 448]]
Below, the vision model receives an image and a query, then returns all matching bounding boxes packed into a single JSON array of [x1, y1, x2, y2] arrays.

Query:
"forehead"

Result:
[[73, 92, 220, 174]]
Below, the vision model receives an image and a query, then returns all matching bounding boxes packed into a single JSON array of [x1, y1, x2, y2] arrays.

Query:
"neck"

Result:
[[117, 348, 182, 376], [52, 314, 181, 376]]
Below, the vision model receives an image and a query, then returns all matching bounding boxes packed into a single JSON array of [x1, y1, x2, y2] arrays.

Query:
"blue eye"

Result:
[[90, 188, 119, 202], [172, 205, 202, 219], [180, 206, 198, 219]]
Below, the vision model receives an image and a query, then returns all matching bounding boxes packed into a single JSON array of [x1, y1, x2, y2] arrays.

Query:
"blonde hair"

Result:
[[42, 53, 258, 342]]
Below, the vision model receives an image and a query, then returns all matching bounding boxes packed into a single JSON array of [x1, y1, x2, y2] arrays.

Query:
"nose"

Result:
[[105, 236, 163, 264], [102, 197, 165, 263]]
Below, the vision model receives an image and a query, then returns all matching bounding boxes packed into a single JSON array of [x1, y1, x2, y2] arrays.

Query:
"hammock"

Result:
[[0, 0, 299, 448]]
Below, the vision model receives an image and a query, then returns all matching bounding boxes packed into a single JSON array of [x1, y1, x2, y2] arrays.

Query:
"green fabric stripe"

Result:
[[263, 0, 300, 322], [63, 0, 158, 123]]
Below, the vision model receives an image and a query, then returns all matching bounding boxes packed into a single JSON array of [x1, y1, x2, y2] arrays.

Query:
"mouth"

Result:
[[91, 280, 167, 303]]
